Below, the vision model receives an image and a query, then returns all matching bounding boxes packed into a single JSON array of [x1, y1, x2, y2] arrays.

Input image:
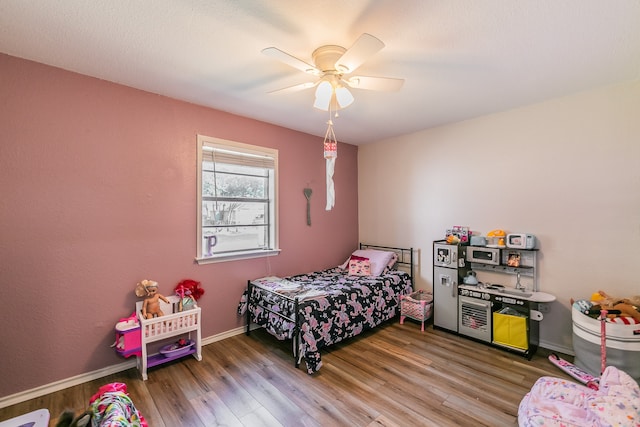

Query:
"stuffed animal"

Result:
[[175, 279, 205, 301], [591, 290, 640, 322]]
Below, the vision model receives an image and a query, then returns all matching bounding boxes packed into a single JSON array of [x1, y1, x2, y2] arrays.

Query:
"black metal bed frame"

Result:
[[358, 243, 414, 283], [245, 278, 303, 365]]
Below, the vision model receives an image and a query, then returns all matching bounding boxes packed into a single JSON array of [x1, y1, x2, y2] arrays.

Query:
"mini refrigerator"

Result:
[[433, 241, 468, 333]]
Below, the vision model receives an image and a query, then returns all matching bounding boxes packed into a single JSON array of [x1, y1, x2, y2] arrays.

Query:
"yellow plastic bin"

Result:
[[493, 312, 528, 350]]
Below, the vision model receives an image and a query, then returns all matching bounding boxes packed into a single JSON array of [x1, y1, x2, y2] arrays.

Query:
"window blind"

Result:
[[202, 144, 275, 169]]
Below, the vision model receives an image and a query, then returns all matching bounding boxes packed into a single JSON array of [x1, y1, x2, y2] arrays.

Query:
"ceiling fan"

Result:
[[262, 33, 404, 111]]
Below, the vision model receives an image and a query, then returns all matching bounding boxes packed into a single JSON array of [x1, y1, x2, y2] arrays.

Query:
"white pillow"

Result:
[[339, 249, 396, 276]]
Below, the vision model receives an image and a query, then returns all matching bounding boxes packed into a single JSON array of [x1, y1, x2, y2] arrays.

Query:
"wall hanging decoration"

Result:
[[303, 187, 312, 225], [323, 118, 337, 210]]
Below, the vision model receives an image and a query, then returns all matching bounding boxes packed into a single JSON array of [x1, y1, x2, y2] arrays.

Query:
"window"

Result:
[[196, 135, 279, 263]]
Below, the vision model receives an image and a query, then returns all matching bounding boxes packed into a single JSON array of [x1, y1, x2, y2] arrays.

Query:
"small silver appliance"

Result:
[[506, 233, 536, 249], [466, 246, 500, 265]]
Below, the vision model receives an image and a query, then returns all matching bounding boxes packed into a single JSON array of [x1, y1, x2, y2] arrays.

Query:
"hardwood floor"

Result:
[[0, 320, 573, 426]]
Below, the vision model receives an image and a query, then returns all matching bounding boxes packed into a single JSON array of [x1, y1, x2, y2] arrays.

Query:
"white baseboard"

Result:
[[0, 326, 251, 409], [0, 360, 137, 410], [540, 340, 574, 356]]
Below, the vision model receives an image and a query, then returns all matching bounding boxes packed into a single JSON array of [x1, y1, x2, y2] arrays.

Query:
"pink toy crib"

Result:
[[135, 295, 202, 380], [400, 290, 433, 331]]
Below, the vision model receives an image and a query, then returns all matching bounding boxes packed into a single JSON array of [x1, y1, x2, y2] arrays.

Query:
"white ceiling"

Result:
[[1, 1, 639, 145]]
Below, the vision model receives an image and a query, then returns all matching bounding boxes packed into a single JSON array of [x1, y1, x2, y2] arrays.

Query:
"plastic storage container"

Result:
[[572, 306, 640, 383], [493, 311, 528, 350]]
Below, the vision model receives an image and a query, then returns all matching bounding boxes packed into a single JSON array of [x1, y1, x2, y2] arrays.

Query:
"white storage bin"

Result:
[[572, 306, 640, 383]]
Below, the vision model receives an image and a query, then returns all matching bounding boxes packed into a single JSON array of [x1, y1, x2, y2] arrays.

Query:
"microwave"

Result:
[[506, 233, 536, 249], [466, 246, 500, 265]]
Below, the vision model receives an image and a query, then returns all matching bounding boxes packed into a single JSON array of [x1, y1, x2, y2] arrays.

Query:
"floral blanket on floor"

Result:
[[518, 366, 640, 427], [238, 268, 412, 373], [89, 382, 147, 427]]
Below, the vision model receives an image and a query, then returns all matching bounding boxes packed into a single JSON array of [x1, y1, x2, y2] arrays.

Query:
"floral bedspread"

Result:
[[239, 267, 413, 374]]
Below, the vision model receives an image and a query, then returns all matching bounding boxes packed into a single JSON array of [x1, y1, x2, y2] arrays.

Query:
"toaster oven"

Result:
[[466, 246, 500, 265]]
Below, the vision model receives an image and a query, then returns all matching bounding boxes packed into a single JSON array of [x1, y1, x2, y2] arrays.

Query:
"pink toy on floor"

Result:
[[518, 366, 640, 427]]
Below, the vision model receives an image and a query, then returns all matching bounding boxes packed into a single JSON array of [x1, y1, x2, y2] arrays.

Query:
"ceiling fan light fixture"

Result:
[[335, 86, 354, 109], [263, 33, 404, 111], [313, 80, 333, 110]]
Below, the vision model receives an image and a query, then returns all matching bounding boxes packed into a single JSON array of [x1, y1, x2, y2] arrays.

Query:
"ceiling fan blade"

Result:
[[344, 75, 404, 91], [334, 33, 385, 74], [267, 81, 317, 94], [262, 47, 321, 76]]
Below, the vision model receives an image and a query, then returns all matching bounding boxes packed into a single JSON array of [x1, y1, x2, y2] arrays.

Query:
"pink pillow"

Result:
[[340, 249, 396, 276], [348, 255, 371, 276], [382, 252, 399, 274]]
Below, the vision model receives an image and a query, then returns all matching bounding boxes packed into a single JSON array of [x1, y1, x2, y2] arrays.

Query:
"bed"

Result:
[[239, 244, 414, 374]]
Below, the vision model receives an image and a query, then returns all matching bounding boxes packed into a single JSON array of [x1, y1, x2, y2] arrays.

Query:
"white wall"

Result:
[[358, 80, 640, 353]]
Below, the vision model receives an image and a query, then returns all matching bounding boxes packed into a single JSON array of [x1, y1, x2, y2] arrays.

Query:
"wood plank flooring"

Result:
[[0, 320, 574, 426]]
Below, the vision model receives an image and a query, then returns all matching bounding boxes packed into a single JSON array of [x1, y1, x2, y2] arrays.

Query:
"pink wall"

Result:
[[0, 53, 358, 398]]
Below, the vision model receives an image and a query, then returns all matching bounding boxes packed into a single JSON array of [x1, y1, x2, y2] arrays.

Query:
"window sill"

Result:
[[195, 249, 281, 265]]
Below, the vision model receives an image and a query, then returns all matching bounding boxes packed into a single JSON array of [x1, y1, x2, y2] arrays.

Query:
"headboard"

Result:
[[359, 243, 414, 282]]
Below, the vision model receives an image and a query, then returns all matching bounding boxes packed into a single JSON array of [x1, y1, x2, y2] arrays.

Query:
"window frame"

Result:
[[195, 135, 280, 264]]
